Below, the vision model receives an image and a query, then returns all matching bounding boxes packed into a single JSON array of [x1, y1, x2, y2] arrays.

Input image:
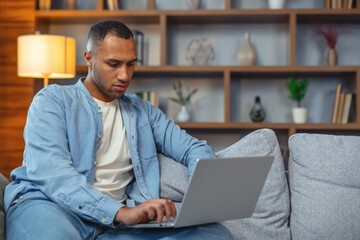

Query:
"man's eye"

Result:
[[127, 62, 135, 67], [108, 63, 118, 67]]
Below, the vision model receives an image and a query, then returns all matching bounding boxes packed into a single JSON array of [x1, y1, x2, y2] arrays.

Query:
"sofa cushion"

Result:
[[0, 173, 9, 240], [289, 133, 360, 240], [159, 129, 290, 240]]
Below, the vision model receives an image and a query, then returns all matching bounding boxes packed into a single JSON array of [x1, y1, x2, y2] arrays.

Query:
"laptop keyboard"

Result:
[[148, 217, 175, 224]]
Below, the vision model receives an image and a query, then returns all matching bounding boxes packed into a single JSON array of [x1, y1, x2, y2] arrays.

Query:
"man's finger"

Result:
[[154, 204, 165, 223], [163, 199, 174, 221], [171, 200, 177, 219], [146, 207, 156, 221]]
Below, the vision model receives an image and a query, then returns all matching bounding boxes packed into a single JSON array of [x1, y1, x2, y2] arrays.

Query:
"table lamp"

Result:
[[17, 32, 76, 87]]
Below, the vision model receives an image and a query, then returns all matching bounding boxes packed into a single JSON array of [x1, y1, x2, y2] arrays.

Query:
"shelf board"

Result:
[[36, 9, 360, 24], [35, 10, 161, 24], [76, 65, 359, 79], [177, 122, 360, 130], [77, 65, 360, 73]]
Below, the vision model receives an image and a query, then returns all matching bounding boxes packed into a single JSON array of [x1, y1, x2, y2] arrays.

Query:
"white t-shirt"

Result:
[[92, 98, 134, 203]]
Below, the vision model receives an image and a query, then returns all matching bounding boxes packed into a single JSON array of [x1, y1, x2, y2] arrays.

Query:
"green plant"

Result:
[[169, 81, 198, 105], [286, 77, 309, 108]]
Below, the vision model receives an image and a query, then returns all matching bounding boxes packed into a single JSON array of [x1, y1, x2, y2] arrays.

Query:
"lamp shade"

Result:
[[17, 34, 76, 79]]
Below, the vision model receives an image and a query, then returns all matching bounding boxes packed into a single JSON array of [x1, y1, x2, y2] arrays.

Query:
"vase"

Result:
[[268, 0, 286, 9], [177, 105, 190, 122], [238, 32, 257, 66], [147, 0, 156, 10], [249, 96, 266, 122], [292, 108, 308, 123], [327, 48, 337, 66], [66, 0, 76, 9], [187, 0, 201, 9]]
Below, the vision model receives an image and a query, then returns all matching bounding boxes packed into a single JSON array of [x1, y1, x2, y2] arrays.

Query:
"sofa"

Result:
[[1, 129, 359, 239], [158, 129, 360, 240]]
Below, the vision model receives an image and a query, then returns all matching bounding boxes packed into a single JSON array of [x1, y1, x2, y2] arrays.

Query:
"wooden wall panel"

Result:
[[0, 0, 35, 179]]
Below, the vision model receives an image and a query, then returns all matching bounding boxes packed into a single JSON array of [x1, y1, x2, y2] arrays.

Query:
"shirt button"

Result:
[[102, 217, 106, 223], [98, 134, 101, 139], [98, 110, 102, 113], [94, 161, 97, 166], [19, 196, 24, 200]]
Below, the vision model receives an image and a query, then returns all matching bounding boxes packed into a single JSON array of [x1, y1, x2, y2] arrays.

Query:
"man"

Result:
[[5, 20, 233, 239]]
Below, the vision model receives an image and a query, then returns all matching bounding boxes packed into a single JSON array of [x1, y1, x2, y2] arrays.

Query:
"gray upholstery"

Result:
[[289, 133, 360, 240], [0, 174, 9, 240], [159, 129, 291, 240]]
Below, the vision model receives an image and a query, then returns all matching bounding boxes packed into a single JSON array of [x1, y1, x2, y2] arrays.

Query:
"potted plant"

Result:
[[287, 77, 309, 123], [314, 25, 350, 66], [169, 81, 198, 122]]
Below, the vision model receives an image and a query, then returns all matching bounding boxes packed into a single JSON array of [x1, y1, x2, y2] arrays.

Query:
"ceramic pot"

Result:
[[268, 0, 286, 9], [177, 105, 190, 122], [327, 48, 337, 66], [249, 96, 266, 122], [238, 32, 257, 66], [292, 108, 308, 123], [187, 0, 201, 9]]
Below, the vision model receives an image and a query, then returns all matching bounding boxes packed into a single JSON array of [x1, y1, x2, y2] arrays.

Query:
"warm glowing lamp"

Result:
[[17, 32, 76, 87]]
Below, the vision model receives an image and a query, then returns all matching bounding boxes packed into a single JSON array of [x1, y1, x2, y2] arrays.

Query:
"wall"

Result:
[[0, 0, 35, 179]]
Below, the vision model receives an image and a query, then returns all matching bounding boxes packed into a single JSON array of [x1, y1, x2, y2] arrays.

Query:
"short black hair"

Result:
[[86, 20, 133, 53]]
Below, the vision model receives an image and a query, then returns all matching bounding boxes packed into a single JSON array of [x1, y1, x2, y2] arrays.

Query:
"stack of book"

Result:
[[107, 0, 119, 10], [326, 0, 355, 9], [331, 84, 354, 124], [136, 91, 159, 108]]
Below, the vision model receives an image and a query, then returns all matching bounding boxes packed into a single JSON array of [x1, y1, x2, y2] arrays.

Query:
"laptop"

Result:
[[128, 156, 274, 228]]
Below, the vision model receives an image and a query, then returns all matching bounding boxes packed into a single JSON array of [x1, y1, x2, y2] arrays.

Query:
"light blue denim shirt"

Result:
[[4, 79, 216, 227]]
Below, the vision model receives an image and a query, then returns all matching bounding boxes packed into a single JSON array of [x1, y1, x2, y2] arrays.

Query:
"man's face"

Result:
[[84, 35, 137, 102]]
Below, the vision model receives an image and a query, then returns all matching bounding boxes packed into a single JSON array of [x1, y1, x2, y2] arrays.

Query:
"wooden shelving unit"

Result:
[[35, 0, 360, 143]]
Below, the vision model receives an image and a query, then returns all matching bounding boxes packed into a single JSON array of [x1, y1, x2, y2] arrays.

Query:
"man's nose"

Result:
[[117, 65, 130, 81]]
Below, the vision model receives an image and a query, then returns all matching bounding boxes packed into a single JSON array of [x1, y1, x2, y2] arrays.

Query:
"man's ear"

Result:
[[84, 51, 93, 68]]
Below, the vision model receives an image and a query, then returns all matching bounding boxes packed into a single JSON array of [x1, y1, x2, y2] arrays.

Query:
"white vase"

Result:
[[187, 0, 201, 9], [238, 32, 257, 66], [268, 0, 286, 9], [177, 105, 190, 122], [292, 108, 308, 124]]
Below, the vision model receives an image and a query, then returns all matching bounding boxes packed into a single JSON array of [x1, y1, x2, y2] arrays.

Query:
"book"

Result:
[[136, 91, 159, 108], [331, 0, 337, 8], [336, 93, 345, 124], [347, 0, 354, 8], [337, 0, 343, 8], [343, 0, 349, 8], [332, 84, 342, 123], [39, 0, 51, 10], [341, 93, 353, 124], [38, 0, 44, 10], [326, 0, 331, 8], [113, 0, 119, 10], [107, 0, 115, 10]]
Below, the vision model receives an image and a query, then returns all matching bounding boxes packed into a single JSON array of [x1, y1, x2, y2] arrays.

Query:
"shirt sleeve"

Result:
[[143, 100, 216, 177], [23, 87, 123, 227]]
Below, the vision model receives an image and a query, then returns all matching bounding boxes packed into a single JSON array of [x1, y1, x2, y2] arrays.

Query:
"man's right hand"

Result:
[[114, 198, 177, 225]]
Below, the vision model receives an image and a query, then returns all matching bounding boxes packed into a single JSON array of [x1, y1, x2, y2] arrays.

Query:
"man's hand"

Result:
[[114, 199, 177, 225]]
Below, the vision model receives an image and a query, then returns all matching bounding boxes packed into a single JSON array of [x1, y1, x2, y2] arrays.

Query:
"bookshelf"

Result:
[[34, 0, 360, 151]]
